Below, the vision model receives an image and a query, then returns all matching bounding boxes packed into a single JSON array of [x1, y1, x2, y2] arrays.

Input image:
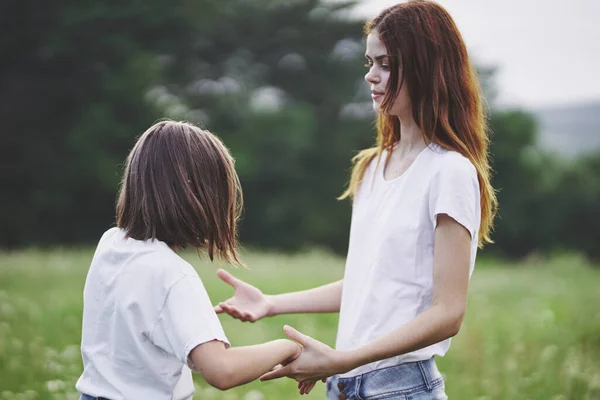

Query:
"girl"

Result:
[[214, 1, 497, 399], [76, 120, 301, 400]]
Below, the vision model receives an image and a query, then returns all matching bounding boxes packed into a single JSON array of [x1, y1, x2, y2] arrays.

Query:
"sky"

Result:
[[350, 0, 600, 109]]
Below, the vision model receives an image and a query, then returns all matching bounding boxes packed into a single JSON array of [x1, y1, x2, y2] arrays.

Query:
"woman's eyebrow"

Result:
[[365, 54, 391, 62]]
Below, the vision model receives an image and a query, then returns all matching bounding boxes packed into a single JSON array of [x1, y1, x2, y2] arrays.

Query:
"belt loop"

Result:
[[355, 375, 363, 400], [417, 359, 433, 391]]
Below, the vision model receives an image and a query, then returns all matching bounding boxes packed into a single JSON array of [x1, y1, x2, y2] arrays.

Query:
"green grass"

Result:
[[0, 249, 599, 399]]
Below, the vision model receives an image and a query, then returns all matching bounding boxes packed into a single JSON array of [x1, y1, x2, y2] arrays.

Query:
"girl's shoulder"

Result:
[[99, 228, 199, 286], [141, 245, 199, 285], [97, 226, 120, 245]]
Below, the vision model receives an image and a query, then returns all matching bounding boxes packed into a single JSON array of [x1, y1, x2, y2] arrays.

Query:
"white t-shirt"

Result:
[[336, 143, 481, 378], [76, 228, 229, 400]]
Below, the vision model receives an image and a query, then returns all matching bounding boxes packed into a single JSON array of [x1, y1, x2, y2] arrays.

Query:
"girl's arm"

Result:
[[189, 338, 301, 390], [261, 214, 471, 382], [214, 269, 343, 322]]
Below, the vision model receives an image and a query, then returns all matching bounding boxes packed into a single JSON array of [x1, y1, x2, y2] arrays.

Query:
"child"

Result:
[[76, 120, 301, 400]]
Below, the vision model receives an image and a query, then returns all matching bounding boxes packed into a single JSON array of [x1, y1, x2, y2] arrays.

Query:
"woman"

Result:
[[215, 1, 497, 398]]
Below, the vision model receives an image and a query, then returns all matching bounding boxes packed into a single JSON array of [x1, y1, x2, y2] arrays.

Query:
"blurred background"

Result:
[[0, 0, 599, 399]]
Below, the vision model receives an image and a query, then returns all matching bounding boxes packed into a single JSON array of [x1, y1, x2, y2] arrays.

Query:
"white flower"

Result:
[[243, 390, 265, 400], [45, 380, 65, 393]]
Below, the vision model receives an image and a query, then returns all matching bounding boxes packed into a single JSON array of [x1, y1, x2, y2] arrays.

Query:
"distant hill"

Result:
[[533, 101, 600, 157]]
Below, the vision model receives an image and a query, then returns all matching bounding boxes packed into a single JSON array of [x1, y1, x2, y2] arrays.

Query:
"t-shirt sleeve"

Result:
[[151, 275, 229, 365], [429, 157, 480, 239]]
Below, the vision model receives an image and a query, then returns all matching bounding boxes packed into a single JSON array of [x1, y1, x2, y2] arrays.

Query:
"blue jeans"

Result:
[[80, 395, 107, 400], [326, 358, 447, 400]]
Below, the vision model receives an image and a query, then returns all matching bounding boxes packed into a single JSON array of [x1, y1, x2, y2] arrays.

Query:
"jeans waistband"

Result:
[[330, 358, 444, 399]]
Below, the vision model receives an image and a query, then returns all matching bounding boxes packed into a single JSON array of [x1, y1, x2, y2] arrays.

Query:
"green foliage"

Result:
[[1, 0, 598, 261], [553, 152, 600, 260], [488, 110, 600, 261], [0, 0, 196, 246], [165, 0, 370, 253]]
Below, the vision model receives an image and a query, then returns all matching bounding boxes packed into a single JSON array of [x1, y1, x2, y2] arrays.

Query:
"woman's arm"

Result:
[[189, 339, 301, 390], [261, 214, 471, 383], [214, 269, 342, 322], [342, 214, 470, 368], [268, 279, 343, 315]]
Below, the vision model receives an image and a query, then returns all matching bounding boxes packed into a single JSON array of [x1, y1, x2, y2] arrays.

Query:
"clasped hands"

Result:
[[260, 325, 344, 395], [212, 269, 347, 395]]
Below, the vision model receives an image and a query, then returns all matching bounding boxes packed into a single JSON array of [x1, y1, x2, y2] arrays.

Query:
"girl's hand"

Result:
[[214, 269, 273, 322], [298, 380, 319, 395]]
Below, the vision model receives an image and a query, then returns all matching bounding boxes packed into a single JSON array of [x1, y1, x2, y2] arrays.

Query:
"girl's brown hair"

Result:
[[340, 0, 497, 247], [116, 120, 243, 264]]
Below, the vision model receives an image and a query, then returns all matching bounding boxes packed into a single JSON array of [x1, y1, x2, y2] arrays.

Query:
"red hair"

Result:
[[340, 0, 497, 247]]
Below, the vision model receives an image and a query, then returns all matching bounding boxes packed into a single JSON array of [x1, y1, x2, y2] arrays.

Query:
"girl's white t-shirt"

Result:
[[76, 228, 229, 400], [336, 143, 481, 378]]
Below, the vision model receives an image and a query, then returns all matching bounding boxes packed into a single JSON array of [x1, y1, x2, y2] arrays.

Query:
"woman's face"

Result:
[[364, 31, 410, 116]]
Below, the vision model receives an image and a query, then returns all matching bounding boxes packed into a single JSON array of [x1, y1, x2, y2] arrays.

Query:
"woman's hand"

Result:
[[214, 269, 274, 322], [260, 325, 350, 384]]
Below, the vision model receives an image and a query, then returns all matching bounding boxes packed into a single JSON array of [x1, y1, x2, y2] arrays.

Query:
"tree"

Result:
[[166, 0, 371, 252], [0, 0, 197, 246]]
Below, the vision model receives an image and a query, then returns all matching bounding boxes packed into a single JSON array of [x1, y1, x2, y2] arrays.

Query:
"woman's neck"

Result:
[[395, 115, 426, 155]]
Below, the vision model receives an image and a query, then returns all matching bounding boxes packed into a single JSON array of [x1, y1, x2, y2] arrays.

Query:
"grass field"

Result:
[[0, 248, 599, 399]]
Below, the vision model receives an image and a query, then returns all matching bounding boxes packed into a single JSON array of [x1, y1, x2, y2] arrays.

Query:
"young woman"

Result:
[[215, 1, 497, 398], [76, 121, 301, 400]]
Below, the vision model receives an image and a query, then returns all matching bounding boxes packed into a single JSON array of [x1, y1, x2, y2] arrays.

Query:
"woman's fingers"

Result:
[[283, 325, 312, 347], [216, 268, 241, 289], [215, 302, 257, 322], [219, 303, 243, 320], [259, 364, 293, 381], [242, 312, 256, 322]]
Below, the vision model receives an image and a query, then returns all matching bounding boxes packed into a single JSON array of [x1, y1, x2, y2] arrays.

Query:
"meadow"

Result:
[[0, 249, 599, 399]]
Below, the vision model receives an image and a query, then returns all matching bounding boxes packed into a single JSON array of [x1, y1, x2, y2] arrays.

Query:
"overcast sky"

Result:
[[350, 0, 600, 109]]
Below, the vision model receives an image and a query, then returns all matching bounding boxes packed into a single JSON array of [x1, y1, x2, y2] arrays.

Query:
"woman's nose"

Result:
[[365, 67, 379, 84]]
